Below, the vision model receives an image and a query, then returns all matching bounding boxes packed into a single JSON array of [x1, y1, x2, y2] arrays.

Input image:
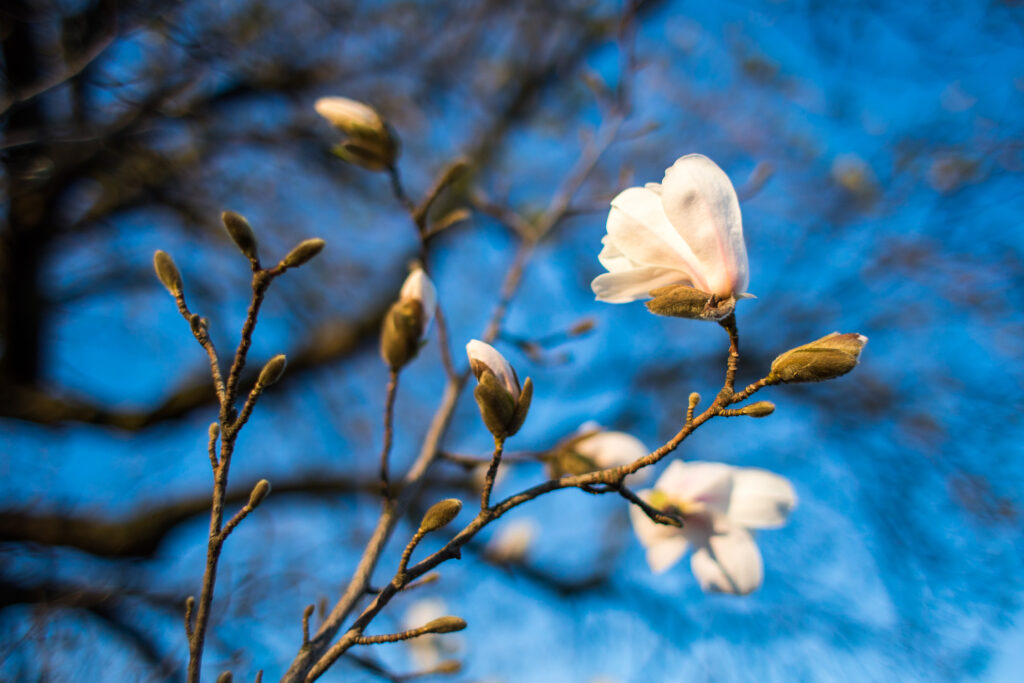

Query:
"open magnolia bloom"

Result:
[[546, 421, 650, 484], [591, 154, 750, 312], [629, 461, 796, 595]]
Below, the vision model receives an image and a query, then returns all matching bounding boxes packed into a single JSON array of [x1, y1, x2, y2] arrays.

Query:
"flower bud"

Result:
[[380, 299, 425, 370], [208, 422, 220, 440], [433, 660, 462, 675], [466, 340, 532, 438], [739, 401, 775, 417], [769, 332, 868, 384], [419, 498, 462, 533], [248, 479, 271, 508], [399, 268, 437, 332], [153, 250, 183, 295], [258, 354, 287, 386], [422, 616, 467, 634], [314, 96, 398, 171], [645, 284, 736, 321], [280, 238, 325, 269], [221, 211, 259, 262], [216, 673, 233, 683]]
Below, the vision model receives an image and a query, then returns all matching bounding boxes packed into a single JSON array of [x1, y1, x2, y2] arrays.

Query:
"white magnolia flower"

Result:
[[466, 340, 520, 399], [399, 267, 437, 332], [562, 421, 651, 484], [591, 154, 750, 303], [629, 460, 796, 595], [314, 96, 386, 134], [485, 518, 538, 564]]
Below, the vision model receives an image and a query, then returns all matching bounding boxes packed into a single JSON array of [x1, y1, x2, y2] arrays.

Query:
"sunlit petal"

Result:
[[690, 528, 763, 595], [728, 468, 797, 529]]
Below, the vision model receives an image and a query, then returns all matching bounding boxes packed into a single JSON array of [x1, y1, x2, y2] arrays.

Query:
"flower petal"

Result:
[[660, 154, 749, 297], [727, 468, 797, 529], [654, 461, 734, 513], [690, 528, 763, 594], [575, 430, 650, 484], [606, 187, 710, 290], [591, 267, 689, 303], [400, 268, 437, 331], [465, 340, 520, 398], [646, 537, 690, 574], [597, 236, 636, 273]]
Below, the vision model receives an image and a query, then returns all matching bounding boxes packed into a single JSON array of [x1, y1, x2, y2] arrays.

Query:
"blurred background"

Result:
[[2, 0, 1023, 680]]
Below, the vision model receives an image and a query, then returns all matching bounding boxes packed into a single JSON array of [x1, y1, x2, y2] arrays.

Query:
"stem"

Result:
[[480, 436, 505, 510], [379, 370, 399, 498]]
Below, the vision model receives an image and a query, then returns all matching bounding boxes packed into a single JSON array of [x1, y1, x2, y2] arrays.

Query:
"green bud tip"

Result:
[[249, 479, 271, 508], [281, 238, 326, 269], [258, 354, 287, 386], [153, 250, 183, 295], [221, 211, 259, 262], [423, 616, 467, 634], [419, 498, 463, 533]]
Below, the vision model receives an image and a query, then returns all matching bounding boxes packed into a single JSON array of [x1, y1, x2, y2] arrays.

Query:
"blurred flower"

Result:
[[403, 598, 461, 669], [485, 518, 538, 564], [629, 461, 796, 595], [546, 421, 650, 484], [466, 340, 532, 438], [314, 96, 397, 170], [591, 154, 750, 304]]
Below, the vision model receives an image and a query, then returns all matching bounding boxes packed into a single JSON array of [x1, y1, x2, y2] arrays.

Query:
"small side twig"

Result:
[[302, 605, 315, 646]]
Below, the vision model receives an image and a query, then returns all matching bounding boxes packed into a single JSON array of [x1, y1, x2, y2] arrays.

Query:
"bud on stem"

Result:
[[153, 250, 183, 296], [769, 332, 868, 384], [280, 238, 325, 269], [258, 354, 287, 387], [419, 499, 463, 533], [221, 211, 259, 263]]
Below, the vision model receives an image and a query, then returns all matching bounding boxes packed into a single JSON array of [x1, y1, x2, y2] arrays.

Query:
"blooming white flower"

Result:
[[485, 518, 538, 564], [550, 421, 651, 484], [591, 154, 750, 303], [466, 340, 520, 399], [399, 267, 437, 333], [629, 460, 796, 595]]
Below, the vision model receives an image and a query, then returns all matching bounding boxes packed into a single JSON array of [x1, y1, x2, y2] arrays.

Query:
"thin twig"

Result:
[[480, 437, 505, 510], [379, 370, 399, 498]]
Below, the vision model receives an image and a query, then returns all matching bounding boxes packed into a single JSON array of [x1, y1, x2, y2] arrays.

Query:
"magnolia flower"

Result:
[[466, 340, 532, 438], [314, 96, 397, 170], [629, 460, 796, 595], [591, 154, 750, 306], [380, 266, 437, 369], [485, 518, 538, 564], [547, 421, 650, 484]]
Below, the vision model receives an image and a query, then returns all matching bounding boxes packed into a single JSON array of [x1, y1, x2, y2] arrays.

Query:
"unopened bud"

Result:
[[208, 422, 220, 440], [646, 285, 736, 321], [688, 393, 701, 409], [189, 313, 204, 336], [315, 97, 398, 171], [281, 238, 325, 269], [769, 332, 868, 384], [153, 250, 183, 295], [216, 673, 233, 683], [423, 616, 467, 634], [466, 341, 530, 438], [248, 479, 271, 508], [380, 299, 425, 370], [258, 354, 287, 386], [419, 498, 463, 533], [740, 401, 775, 417], [433, 660, 462, 675], [221, 211, 259, 262]]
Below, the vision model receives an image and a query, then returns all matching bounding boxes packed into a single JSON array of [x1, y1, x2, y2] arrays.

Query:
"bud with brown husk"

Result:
[[419, 498, 462, 533], [466, 340, 532, 439], [314, 97, 398, 171], [739, 401, 775, 417], [380, 267, 437, 370], [221, 211, 259, 263], [153, 250, 183, 296], [645, 284, 740, 321], [280, 238, 325, 270], [248, 479, 271, 508], [422, 616, 467, 635], [769, 332, 868, 384], [258, 354, 287, 387]]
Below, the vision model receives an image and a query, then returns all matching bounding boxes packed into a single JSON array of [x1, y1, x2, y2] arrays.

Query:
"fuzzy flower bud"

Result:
[[221, 211, 259, 262], [645, 284, 738, 321], [248, 479, 271, 508], [739, 401, 775, 417], [466, 340, 532, 438], [380, 268, 437, 370], [419, 498, 462, 533], [423, 616, 467, 634], [769, 332, 868, 384], [280, 238, 325, 269], [314, 96, 398, 171], [153, 250, 183, 295], [258, 354, 287, 387]]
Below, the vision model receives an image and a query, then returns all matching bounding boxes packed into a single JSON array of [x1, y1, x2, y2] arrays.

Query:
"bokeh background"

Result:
[[2, 0, 1024, 680]]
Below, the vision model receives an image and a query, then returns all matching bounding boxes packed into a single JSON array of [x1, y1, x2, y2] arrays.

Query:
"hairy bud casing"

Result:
[[258, 354, 287, 386], [769, 332, 868, 383], [221, 211, 259, 262], [419, 498, 463, 533], [423, 616, 467, 634], [281, 238, 325, 269], [153, 250, 183, 295], [248, 479, 271, 508], [645, 284, 737, 321]]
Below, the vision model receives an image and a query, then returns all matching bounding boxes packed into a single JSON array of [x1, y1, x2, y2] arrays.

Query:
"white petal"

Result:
[[314, 96, 383, 130], [646, 537, 690, 574], [654, 461, 734, 514], [727, 468, 797, 529], [465, 340, 520, 398], [400, 268, 437, 330], [690, 528, 763, 595], [597, 236, 636, 273], [606, 187, 709, 290], [628, 489, 683, 547], [660, 154, 749, 297], [575, 430, 650, 484], [591, 267, 690, 303]]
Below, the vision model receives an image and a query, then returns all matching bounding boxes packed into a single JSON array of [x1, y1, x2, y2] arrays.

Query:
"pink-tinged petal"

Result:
[[465, 340, 520, 398], [606, 187, 710, 290], [654, 461, 734, 513], [690, 528, 763, 595], [660, 154, 749, 297], [591, 267, 690, 303], [727, 468, 797, 529], [575, 430, 650, 484], [597, 236, 636, 273], [628, 489, 683, 547]]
